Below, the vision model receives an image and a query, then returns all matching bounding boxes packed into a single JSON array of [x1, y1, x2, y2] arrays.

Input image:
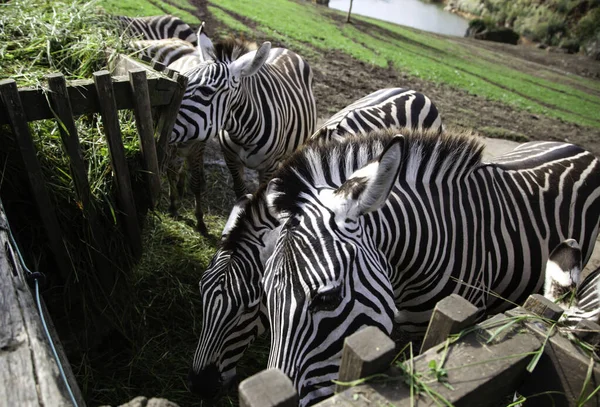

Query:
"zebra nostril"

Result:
[[187, 364, 222, 399]]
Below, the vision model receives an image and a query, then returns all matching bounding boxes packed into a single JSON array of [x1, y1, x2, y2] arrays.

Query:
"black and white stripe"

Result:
[[128, 38, 200, 68], [187, 90, 444, 398], [115, 14, 197, 45], [170, 27, 316, 234], [566, 267, 600, 324], [310, 87, 443, 143], [262, 128, 600, 405]]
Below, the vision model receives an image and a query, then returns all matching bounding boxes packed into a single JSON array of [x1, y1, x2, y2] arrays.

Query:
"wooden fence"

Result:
[[0, 203, 86, 406], [0, 62, 187, 280], [239, 294, 600, 407]]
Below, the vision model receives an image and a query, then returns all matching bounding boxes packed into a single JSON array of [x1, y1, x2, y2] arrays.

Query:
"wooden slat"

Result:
[[0, 205, 86, 406], [0, 75, 178, 125], [46, 73, 115, 288], [519, 317, 600, 406], [46, 73, 93, 214], [0, 79, 73, 281], [93, 71, 142, 259], [128, 69, 161, 209], [156, 72, 188, 169]]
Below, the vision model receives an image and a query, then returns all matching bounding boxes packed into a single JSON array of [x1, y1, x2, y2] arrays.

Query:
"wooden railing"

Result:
[[239, 294, 600, 407], [0, 64, 187, 279]]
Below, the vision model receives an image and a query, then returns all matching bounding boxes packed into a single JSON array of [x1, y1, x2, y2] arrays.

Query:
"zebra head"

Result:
[[262, 137, 405, 406], [188, 194, 279, 399], [171, 24, 272, 144], [544, 239, 582, 305]]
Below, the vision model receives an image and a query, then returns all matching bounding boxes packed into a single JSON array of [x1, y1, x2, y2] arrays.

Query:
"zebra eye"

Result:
[[309, 285, 343, 312]]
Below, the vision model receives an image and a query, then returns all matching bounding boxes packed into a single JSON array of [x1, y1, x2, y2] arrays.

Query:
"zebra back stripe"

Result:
[[116, 15, 197, 45]]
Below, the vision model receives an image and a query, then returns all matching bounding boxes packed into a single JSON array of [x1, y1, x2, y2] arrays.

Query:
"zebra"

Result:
[[543, 239, 582, 305], [544, 239, 600, 325], [311, 87, 443, 143], [127, 38, 200, 68], [567, 266, 600, 324], [260, 128, 600, 405], [114, 14, 197, 45], [168, 24, 316, 235], [187, 89, 444, 398]]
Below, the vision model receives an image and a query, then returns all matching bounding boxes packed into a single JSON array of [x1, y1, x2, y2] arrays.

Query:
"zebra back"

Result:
[[115, 15, 197, 45], [129, 38, 199, 67], [311, 88, 443, 143]]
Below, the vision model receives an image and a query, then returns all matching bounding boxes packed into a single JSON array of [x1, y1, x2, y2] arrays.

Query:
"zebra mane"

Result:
[[221, 128, 484, 249], [222, 182, 272, 251], [270, 127, 485, 218], [211, 36, 259, 63]]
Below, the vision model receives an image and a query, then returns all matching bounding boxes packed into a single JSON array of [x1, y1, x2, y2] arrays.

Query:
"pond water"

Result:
[[328, 0, 470, 37]]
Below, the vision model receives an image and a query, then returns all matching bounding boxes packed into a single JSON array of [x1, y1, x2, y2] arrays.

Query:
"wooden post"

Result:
[[93, 70, 142, 258], [128, 69, 161, 209], [238, 369, 298, 407], [0, 205, 86, 406], [518, 316, 600, 407], [0, 79, 73, 281], [155, 72, 188, 169], [46, 73, 116, 287], [336, 326, 396, 393], [573, 319, 600, 347], [420, 294, 479, 353], [523, 294, 564, 321], [317, 315, 543, 407]]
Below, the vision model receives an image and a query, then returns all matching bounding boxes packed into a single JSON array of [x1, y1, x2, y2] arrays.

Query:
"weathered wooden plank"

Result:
[[128, 69, 161, 209], [46, 73, 115, 287], [0, 75, 178, 125], [0, 79, 73, 281], [336, 326, 396, 393], [238, 369, 298, 407], [316, 316, 542, 407], [93, 71, 142, 259], [46, 73, 93, 214], [420, 293, 479, 353], [523, 294, 565, 321], [0, 206, 85, 406], [155, 72, 188, 169], [519, 318, 600, 407]]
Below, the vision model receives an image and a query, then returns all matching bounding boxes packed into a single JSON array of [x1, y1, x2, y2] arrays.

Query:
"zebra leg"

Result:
[[167, 145, 185, 219], [187, 141, 208, 236], [224, 152, 248, 198]]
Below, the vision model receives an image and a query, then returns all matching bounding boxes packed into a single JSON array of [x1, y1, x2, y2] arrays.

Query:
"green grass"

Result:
[[99, 0, 200, 24]]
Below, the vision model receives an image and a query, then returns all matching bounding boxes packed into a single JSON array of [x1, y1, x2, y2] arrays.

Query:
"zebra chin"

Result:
[[187, 364, 237, 399]]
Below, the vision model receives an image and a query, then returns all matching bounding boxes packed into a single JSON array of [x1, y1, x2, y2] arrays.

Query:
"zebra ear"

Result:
[[335, 136, 404, 218], [229, 42, 271, 78], [266, 177, 286, 221], [221, 194, 252, 240], [197, 22, 214, 62]]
